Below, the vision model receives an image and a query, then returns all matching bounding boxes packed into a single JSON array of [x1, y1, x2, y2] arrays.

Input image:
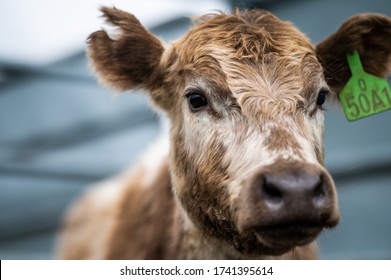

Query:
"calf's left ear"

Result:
[[316, 13, 391, 95], [87, 7, 165, 92]]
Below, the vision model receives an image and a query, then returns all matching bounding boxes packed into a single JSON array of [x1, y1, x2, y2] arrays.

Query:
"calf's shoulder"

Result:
[[57, 137, 174, 259]]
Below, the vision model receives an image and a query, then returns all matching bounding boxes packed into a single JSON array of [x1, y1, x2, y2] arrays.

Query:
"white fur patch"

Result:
[[91, 126, 170, 197], [138, 133, 170, 188], [89, 180, 124, 205]]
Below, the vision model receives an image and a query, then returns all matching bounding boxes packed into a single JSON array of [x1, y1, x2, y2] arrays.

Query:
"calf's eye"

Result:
[[186, 92, 208, 111], [316, 90, 328, 106]]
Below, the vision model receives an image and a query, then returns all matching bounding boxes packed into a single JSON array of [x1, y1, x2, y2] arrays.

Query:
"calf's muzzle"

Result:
[[236, 161, 339, 252]]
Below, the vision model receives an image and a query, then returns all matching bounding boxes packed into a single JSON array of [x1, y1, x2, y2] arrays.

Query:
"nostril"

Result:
[[313, 179, 325, 198], [262, 179, 283, 204], [312, 176, 329, 208]]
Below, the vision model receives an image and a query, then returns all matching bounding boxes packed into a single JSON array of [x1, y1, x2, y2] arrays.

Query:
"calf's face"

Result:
[[166, 11, 338, 255], [87, 8, 391, 256]]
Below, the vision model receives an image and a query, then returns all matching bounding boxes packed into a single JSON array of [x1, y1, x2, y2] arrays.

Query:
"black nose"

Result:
[[237, 162, 340, 234], [236, 162, 339, 250], [261, 173, 327, 211]]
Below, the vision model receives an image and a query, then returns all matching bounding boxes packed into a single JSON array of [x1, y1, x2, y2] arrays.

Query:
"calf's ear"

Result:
[[316, 13, 391, 95], [87, 7, 165, 92]]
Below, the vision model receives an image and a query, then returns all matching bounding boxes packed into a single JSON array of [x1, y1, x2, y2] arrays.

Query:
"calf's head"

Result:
[[88, 8, 391, 256]]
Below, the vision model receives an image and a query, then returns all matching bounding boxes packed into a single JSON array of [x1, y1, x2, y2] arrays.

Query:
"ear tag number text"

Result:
[[339, 51, 391, 121]]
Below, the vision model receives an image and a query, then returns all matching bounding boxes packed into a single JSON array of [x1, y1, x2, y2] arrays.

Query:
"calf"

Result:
[[57, 8, 391, 259]]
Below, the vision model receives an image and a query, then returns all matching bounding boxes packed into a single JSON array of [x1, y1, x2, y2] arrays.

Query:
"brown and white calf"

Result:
[[57, 8, 391, 259]]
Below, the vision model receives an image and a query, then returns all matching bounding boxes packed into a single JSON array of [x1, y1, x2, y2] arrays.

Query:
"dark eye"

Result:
[[316, 90, 328, 106], [186, 92, 208, 111]]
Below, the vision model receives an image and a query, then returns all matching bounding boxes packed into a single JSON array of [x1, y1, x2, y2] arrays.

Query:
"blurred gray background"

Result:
[[0, 0, 390, 259]]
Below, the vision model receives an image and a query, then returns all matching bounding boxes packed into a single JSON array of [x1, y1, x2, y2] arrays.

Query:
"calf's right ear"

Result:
[[316, 13, 391, 95], [87, 7, 165, 92]]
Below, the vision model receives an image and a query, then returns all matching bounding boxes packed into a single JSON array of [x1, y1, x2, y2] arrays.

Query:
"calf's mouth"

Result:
[[252, 217, 338, 252]]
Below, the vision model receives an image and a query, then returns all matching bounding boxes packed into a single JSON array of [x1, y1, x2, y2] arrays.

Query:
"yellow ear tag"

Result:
[[339, 51, 391, 121]]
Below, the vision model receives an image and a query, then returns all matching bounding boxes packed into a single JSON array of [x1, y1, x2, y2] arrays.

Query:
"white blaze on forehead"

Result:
[[219, 117, 322, 200]]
